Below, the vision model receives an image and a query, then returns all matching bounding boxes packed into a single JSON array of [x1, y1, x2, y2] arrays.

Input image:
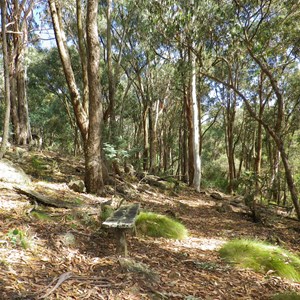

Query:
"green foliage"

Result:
[[135, 212, 188, 240], [219, 239, 300, 282], [202, 162, 228, 192], [27, 48, 76, 153], [7, 229, 30, 249], [103, 142, 130, 162], [237, 171, 263, 195], [30, 156, 45, 171], [271, 293, 300, 300]]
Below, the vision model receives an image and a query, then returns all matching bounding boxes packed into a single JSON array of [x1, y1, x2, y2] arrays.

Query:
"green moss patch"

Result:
[[135, 212, 188, 240], [31, 210, 53, 221], [219, 239, 300, 282]]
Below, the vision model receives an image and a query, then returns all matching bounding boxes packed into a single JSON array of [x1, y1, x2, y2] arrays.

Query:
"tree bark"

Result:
[[191, 53, 201, 192], [85, 0, 104, 194], [48, 0, 88, 141], [0, 0, 11, 159], [107, 0, 117, 142], [7, 0, 33, 145], [76, 0, 89, 114]]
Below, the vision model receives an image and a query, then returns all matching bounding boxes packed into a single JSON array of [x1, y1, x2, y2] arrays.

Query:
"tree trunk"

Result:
[[48, 0, 88, 140], [185, 62, 194, 185], [85, 0, 104, 194], [76, 0, 89, 113], [107, 0, 117, 142], [8, 0, 33, 145], [49, 0, 104, 194], [142, 106, 150, 171], [191, 53, 201, 192], [0, 0, 11, 159], [278, 143, 300, 219]]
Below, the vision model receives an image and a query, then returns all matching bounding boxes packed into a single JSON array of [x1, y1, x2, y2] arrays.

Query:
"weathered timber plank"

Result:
[[103, 203, 140, 228]]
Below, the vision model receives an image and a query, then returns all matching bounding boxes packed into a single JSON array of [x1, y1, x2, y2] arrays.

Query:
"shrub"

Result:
[[7, 229, 30, 249], [135, 212, 188, 240], [219, 239, 300, 282]]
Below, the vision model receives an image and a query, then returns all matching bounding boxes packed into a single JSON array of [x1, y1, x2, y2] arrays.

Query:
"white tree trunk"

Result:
[[191, 54, 201, 192]]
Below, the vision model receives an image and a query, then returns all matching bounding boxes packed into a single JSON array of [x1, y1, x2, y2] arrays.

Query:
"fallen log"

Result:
[[14, 187, 80, 209]]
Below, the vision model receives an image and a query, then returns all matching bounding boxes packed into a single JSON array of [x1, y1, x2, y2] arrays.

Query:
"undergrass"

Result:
[[271, 293, 300, 300], [135, 212, 188, 240], [219, 239, 300, 282]]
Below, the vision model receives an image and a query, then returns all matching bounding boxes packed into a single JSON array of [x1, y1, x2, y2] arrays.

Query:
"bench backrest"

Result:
[[103, 203, 140, 228]]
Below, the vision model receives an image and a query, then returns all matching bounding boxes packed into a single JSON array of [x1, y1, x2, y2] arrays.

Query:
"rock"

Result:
[[68, 179, 85, 193], [59, 232, 76, 247], [210, 192, 223, 200], [0, 159, 31, 184]]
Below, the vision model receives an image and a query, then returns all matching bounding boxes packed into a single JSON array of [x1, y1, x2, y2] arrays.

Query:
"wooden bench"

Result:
[[102, 203, 140, 256]]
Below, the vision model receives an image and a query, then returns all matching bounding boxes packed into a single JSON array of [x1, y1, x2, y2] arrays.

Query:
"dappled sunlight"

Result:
[[0, 198, 27, 210], [177, 198, 216, 208], [146, 235, 227, 254], [36, 181, 69, 191], [0, 247, 32, 265], [175, 236, 226, 251]]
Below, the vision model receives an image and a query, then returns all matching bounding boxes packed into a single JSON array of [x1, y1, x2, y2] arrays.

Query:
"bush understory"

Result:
[[135, 212, 188, 240], [219, 239, 300, 282]]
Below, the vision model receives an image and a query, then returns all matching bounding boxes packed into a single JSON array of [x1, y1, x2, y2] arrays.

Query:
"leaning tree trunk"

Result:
[[48, 0, 88, 140], [0, 0, 11, 159], [277, 142, 300, 219]]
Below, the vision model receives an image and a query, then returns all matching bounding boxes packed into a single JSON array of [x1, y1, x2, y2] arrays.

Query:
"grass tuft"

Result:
[[219, 239, 300, 282], [272, 293, 300, 300], [135, 212, 188, 240]]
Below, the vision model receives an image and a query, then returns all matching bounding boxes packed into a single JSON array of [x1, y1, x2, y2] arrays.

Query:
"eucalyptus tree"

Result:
[[142, 0, 209, 191], [4, 0, 35, 145], [200, 0, 300, 218], [0, 0, 11, 158], [48, 0, 104, 194]]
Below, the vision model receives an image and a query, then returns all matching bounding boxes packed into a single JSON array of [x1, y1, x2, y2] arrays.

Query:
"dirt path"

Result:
[[0, 151, 299, 299]]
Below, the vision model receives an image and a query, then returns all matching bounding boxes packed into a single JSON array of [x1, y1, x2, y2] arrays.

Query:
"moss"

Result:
[[31, 210, 52, 221], [135, 212, 188, 240], [219, 239, 300, 282]]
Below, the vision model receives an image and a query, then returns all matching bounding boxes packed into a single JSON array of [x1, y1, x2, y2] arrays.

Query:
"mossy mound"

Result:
[[135, 212, 188, 240], [272, 293, 300, 300], [219, 239, 300, 282]]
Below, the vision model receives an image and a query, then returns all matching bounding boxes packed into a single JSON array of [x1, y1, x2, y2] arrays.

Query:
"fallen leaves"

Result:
[[0, 151, 299, 299]]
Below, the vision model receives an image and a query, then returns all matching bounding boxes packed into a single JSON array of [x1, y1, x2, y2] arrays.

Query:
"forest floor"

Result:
[[0, 149, 299, 300]]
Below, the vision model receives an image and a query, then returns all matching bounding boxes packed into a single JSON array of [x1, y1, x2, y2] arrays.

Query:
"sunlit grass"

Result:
[[271, 293, 300, 300], [136, 212, 188, 240], [219, 239, 300, 282]]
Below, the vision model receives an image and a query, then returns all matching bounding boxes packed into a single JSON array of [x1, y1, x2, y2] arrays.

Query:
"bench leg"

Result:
[[116, 229, 127, 257]]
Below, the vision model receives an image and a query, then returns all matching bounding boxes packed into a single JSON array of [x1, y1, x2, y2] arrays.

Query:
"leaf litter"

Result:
[[0, 150, 299, 299]]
